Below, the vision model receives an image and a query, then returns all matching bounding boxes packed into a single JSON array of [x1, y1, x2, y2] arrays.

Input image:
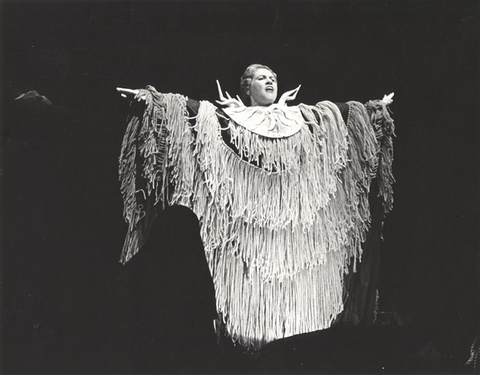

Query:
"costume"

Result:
[[118, 86, 394, 349]]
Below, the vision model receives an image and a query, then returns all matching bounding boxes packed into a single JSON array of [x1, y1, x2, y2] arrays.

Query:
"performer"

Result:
[[117, 64, 395, 349]]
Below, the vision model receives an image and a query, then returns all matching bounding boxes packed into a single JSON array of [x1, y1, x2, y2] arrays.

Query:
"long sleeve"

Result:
[[346, 100, 395, 216], [365, 99, 395, 214], [334, 99, 395, 326], [118, 87, 190, 263]]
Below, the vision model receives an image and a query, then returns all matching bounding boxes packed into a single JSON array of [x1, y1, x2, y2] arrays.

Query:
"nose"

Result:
[[267, 80, 276, 89]]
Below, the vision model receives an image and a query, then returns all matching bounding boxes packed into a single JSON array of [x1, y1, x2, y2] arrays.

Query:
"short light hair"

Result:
[[239, 64, 277, 106]]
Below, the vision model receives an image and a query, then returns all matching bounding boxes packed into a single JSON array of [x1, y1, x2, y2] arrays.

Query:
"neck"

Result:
[[250, 99, 274, 107]]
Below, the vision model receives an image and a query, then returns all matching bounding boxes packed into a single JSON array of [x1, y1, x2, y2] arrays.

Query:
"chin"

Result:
[[264, 95, 277, 105], [252, 95, 276, 106]]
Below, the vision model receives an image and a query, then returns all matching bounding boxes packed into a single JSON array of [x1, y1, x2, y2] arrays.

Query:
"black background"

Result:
[[1, 0, 479, 373]]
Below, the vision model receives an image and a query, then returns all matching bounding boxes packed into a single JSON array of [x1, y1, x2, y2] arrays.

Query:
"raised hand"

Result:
[[381, 92, 394, 106], [277, 85, 301, 106], [215, 80, 245, 108]]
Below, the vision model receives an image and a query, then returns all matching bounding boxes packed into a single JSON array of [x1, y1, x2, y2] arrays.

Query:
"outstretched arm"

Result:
[[117, 86, 200, 116], [118, 87, 196, 264]]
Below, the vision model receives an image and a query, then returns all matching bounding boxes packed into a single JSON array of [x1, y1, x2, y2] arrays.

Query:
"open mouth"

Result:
[[266, 87, 274, 92]]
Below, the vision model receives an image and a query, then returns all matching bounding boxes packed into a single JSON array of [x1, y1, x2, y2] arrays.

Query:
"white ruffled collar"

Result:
[[223, 104, 304, 138]]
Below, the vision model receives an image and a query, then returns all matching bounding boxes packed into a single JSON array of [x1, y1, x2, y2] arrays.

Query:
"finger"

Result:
[[286, 85, 300, 96], [121, 94, 127, 98], [117, 87, 137, 95], [283, 85, 301, 102], [286, 85, 300, 95], [226, 92, 232, 99], [292, 85, 301, 97], [216, 80, 225, 101], [215, 100, 229, 106], [236, 95, 244, 105], [291, 87, 300, 99]]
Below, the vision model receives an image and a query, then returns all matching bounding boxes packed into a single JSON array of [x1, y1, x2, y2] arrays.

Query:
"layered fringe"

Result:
[[118, 87, 188, 263], [365, 100, 396, 214], [118, 89, 394, 349]]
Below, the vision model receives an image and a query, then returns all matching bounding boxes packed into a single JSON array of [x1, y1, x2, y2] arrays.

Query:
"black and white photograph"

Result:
[[1, 0, 479, 373]]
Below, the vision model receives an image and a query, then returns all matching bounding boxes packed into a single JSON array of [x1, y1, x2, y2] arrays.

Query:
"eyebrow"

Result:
[[258, 74, 276, 80]]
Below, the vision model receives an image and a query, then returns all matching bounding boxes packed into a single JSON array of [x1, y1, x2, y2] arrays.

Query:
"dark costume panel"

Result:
[[121, 205, 218, 372]]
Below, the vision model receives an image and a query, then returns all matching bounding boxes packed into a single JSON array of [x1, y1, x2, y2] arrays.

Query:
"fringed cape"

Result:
[[118, 86, 395, 349]]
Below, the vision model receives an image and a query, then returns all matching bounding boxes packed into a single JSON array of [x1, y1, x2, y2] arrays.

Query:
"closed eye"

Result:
[[258, 75, 276, 83]]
